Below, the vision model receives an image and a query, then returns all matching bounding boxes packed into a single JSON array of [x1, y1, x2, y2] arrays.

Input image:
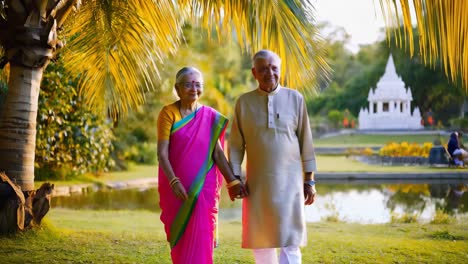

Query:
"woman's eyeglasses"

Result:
[[179, 82, 203, 89]]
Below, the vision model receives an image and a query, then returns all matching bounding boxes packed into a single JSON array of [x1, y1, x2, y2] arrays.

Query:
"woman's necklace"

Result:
[[178, 101, 199, 118]]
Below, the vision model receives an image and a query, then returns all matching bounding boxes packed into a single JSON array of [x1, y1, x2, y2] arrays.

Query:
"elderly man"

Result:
[[229, 50, 317, 264]]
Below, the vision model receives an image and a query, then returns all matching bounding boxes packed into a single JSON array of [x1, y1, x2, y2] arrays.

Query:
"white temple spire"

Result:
[[358, 55, 423, 130]]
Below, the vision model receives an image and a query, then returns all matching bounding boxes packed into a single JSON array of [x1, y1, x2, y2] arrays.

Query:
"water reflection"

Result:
[[51, 182, 467, 223], [52, 187, 160, 212]]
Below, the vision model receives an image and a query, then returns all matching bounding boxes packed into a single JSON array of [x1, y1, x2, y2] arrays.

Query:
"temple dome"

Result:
[[368, 55, 413, 101], [358, 55, 422, 130]]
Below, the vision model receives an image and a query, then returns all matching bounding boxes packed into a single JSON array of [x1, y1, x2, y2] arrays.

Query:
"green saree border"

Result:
[[170, 107, 201, 135], [169, 112, 228, 249]]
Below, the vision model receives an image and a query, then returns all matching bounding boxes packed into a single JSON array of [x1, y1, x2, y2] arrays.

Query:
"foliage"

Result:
[[345, 147, 374, 156], [308, 22, 465, 127], [59, 0, 329, 117], [429, 230, 464, 241], [379, 142, 433, 158], [378, 1, 468, 88], [390, 212, 420, 223], [430, 210, 453, 225], [327, 109, 343, 129], [323, 201, 341, 222], [35, 62, 114, 180], [390, 35, 464, 126], [306, 30, 389, 120], [450, 117, 468, 131]]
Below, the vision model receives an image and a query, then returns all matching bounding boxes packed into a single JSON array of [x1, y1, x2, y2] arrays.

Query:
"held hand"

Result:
[[236, 175, 249, 197], [228, 181, 248, 201], [304, 184, 316, 205], [227, 177, 249, 201], [172, 182, 188, 201]]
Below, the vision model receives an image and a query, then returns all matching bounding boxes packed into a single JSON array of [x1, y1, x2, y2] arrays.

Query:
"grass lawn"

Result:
[[0, 209, 466, 263], [314, 134, 448, 147]]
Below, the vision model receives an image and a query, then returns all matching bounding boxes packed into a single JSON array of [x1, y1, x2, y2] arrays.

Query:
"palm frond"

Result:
[[379, 0, 468, 89], [183, 0, 330, 89], [62, 0, 182, 118], [61, 0, 329, 117]]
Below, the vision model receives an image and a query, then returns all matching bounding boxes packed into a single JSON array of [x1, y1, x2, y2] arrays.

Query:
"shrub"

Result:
[[379, 142, 433, 157], [430, 210, 453, 224], [390, 212, 420, 223], [35, 62, 114, 180]]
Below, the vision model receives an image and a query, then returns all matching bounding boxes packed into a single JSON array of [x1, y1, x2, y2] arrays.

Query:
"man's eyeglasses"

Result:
[[178, 82, 203, 89]]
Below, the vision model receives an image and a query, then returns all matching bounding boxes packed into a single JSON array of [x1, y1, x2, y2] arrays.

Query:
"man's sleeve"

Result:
[[228, 99, 245, 176], [296, 95, 317, 173]]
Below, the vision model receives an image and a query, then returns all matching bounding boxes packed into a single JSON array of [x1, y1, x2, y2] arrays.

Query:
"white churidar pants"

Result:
[[253, 246, 302, 264]]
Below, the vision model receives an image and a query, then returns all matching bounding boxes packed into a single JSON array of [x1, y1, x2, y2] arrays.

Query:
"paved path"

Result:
[[318, 129, 449, 138], [316, 171, 468, 180]]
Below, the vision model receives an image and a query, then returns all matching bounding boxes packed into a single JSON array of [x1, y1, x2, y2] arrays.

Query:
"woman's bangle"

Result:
[[170, 177, 180, 187], [226, 179, 241, 188]]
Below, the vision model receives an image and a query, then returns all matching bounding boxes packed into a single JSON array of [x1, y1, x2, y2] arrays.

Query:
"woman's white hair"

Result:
[[175, 67, 203, 84], [252, 50, 282, 67]]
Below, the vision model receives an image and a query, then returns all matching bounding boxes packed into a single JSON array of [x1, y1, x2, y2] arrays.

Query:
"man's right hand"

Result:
[[227, 176, 249, 201], [304, 184, 316, 205]]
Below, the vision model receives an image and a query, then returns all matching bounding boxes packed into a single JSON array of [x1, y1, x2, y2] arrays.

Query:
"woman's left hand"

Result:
[[227, 180, 248, 201]]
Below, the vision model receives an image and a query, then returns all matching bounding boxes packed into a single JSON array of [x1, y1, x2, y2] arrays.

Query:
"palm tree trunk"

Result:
[[0, 1, 78, 234], [0, 65, 44, 192]]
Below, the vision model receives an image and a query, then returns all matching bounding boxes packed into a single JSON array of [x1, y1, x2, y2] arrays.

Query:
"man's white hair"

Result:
[[252, 50, 282, 67]]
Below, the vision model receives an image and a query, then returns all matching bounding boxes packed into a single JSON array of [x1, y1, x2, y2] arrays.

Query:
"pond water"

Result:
[[51, 180, 468, 224]]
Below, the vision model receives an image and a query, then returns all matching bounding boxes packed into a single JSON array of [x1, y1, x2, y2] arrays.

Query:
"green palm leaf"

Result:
[[379, 0, 468, 89], [61, 0, 329, 117]]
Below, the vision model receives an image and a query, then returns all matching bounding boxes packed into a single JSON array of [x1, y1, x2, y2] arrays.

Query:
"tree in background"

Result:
[[390, 38, 464, 127], [307, 25, 389, 130], [308, 25, 465, 129], [35, 61, 114, 180]]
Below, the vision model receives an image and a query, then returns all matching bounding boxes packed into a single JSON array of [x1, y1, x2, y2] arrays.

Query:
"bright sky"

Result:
[[312, 0, 387, 53]]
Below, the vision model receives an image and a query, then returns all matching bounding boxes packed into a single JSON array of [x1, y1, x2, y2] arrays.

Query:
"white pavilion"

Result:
[[358, 55, 423, 130]]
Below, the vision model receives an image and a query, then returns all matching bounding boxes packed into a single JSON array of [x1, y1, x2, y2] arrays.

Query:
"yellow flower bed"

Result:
[[379, 142, 433, 158]]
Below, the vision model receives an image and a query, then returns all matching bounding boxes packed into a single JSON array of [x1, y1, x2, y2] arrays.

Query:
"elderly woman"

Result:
[[157, 67, 246, 264]]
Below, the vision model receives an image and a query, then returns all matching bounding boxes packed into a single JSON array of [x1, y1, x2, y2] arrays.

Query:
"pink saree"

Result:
[[158, 106, 228, 264]]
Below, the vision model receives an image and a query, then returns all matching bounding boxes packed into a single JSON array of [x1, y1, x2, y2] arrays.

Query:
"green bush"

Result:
[[327, 109, 344, 129], [34, 62, 114, 180], [450, 117, 468, 131], [430, 210, 452, 224], [390, 212, 420, 223], [112, 105, 159, 167]]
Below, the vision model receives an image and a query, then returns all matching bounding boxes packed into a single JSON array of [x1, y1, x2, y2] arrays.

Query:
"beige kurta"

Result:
[[229, 86, 316, 249]]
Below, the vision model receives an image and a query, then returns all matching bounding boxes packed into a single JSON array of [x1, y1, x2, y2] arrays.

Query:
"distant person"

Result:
[[447, 132, 468, 166], [426, 109, 434, 127], [157, 67, 247, 264], [343, 117, 349, 128], [229, 50, 317, 264]]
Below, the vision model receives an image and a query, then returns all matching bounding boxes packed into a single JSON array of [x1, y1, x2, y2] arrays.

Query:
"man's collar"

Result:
[[256, 85, 281, 96]]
